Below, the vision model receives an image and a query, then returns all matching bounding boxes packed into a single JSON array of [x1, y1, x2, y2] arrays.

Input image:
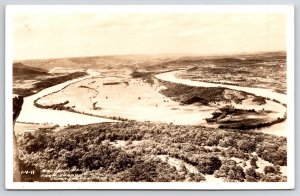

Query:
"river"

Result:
[[155, 71, 286, 104], [17, 69, 287, 136], [155, 70, 287, 136], [17, 69, 116, 126]]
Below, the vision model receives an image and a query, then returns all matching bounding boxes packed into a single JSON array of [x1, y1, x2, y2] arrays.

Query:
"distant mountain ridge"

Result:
[[13, 51, 286, 70]]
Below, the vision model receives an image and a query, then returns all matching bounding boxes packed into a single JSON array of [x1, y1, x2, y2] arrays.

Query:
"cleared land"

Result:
[[35, 68, 217, 126]]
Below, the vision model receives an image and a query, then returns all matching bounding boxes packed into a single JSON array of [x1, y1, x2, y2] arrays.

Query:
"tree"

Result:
[[261, 173, 287, 182], [250, 156, 258, 169], [245, 167, 260, 182], [197, 156, 222, 175], [237, 139, 256, 153], [264, 165, 280, 175]]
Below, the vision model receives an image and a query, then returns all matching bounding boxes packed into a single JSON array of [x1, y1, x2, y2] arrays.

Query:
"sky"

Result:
[[12, 11, 286, 60]]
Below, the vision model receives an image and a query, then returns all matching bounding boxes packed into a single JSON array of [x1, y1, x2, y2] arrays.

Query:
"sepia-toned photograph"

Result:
[[5, 5, 294, 189]]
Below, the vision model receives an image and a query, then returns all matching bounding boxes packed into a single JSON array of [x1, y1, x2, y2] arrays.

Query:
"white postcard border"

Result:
[[5, 5, 295, 190]]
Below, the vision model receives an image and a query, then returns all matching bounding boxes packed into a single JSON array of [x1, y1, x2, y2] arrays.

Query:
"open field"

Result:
[[35, 68, 217, 126]]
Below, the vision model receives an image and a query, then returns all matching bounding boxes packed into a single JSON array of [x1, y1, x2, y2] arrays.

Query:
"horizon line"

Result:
[[13, 50, 286, 62]]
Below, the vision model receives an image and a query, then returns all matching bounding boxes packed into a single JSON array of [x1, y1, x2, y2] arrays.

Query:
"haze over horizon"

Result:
[[12, 11, 286, 60]]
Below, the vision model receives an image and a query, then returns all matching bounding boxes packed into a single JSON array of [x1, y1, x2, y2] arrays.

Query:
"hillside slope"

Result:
[[13, 63, 49, 77]]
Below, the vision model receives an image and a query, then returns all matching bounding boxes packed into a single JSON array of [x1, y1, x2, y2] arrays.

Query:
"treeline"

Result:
[[34, 98, 128, 121], [205, 106, 287, 130], [218, 116, 286, 130], [158, 81, 250, 105], [14, 72, 87, 97], [34, 100, 74, 111], [130, 71, 155, 85]]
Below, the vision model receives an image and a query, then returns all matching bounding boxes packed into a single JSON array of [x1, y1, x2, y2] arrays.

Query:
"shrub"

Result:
[[245, 167, 261, 182], [250, 156, 258, 169], [214, 159, 245, 182], [261, 173, 287, 182], [197, 156, 222, 175], [237, 139, 256, 153], [264, 165, 281, 175], [120, 158, 185, 182], [187, 173, 206, 182], [256, 141, 287, 166], [219, 138, 235, 148]]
